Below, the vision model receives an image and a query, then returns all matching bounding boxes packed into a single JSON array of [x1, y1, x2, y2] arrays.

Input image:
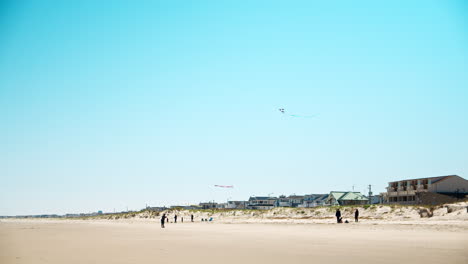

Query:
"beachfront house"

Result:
[[369, 195, 382, 204], [384, 175, 468, 205], [276, 195, 291, 207], [287, 195, 305, 207], [226, 201, 247, 209], [247, 196, 277, 210], [275, 195, 306, 207], [300, 194, 329, 207], [327, 191, 369, 206], [216, 203, 228, 209], [199, 202, 218, 209]]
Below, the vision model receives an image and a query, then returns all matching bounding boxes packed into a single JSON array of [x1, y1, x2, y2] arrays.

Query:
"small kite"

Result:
[[214, 185, 234, 188], [279, 108, 315, 118]]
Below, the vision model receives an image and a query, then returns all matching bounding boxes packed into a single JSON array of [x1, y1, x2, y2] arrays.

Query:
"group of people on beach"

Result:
[[161, 208, 361, 228], [335, 208, 359, 223], [160, 214, 195, 228]]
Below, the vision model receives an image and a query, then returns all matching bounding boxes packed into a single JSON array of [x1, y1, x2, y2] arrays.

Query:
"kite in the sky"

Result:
[[279, 108, 315, 118], [214, 185, 234, 188]]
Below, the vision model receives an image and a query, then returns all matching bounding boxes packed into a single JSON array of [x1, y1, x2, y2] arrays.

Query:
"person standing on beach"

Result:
[[335, 209, 341, 223], [174, 215, 177, 223], [191, 214, 194, 222], [161, 213, 166, 228], [354, 209, 359, 222]]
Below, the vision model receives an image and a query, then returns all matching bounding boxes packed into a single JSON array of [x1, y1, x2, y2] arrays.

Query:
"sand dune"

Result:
[[85, 201, 468, 226]]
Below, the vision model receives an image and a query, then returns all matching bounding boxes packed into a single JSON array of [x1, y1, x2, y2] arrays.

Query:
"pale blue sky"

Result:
[[1, 0, 467, 215]]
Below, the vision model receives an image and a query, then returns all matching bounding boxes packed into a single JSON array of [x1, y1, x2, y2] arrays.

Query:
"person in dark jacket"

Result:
[[174, 215, 177, 223], [335, 209, 341, 223], [191, 214, 194, 222], [160, 213, 166, 228], [355, 209, 359, 222]]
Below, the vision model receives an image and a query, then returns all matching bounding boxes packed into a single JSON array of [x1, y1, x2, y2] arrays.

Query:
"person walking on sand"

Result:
[[191, 214, 194, 222], [335, 209, 341, 223], [355, 209, 359, 222], [174, 215, 177, 223], [161, 213, 166, 228]]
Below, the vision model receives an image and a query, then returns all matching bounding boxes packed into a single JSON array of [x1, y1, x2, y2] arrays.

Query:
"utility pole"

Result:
[[368, 185, 373, 205]]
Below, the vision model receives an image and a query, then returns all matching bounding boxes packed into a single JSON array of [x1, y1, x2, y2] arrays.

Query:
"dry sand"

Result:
[[1, 220, 467, 264]]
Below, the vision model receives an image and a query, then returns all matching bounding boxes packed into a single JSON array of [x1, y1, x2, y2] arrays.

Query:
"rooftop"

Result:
[[249, 196, 277, 201], [329, 191, 369, 201], [388, 175, 460, 184]]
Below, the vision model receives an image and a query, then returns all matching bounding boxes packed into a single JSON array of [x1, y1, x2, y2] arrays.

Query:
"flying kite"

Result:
[[214, 185, 234, 188], [279, 108, 315, 118]]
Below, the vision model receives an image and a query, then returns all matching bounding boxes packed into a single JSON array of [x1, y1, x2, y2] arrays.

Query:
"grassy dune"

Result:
[[66, 201, 468, 223]]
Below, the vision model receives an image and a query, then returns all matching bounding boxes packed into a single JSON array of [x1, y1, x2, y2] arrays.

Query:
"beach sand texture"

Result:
[[1, 220, 467, 264]]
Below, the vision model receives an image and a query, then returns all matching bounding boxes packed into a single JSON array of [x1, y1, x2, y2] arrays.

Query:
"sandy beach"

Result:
[[1, 220, 467, 264]]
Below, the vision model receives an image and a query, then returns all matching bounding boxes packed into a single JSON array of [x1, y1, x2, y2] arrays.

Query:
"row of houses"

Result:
[[157, 192, 369, 211], [245, 191, 372, 209], [147, 175, 468, 211]]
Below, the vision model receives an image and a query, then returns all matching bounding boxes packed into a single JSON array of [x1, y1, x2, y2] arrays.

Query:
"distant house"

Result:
[[65, 213, 81, 218], [276, 195, 291, 207], [327, 191, 369, 206], [247, 196, 277, 210], [170, 205, 201, 210], [216, 203, 227, 209], [226, 201, 247, 209], [275, 195, 306, 207], [287, 195, 305, 207], [146, 207, 167, 212], [300, 194, 329, 207], [186, 205, 202, 210], [199, 202, 218, 209], [384, 175, 468, 205], [369, 195, 381, 204]]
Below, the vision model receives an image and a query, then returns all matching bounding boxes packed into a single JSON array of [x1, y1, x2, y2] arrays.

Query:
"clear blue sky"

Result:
[[1, 0, 467, 215]]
